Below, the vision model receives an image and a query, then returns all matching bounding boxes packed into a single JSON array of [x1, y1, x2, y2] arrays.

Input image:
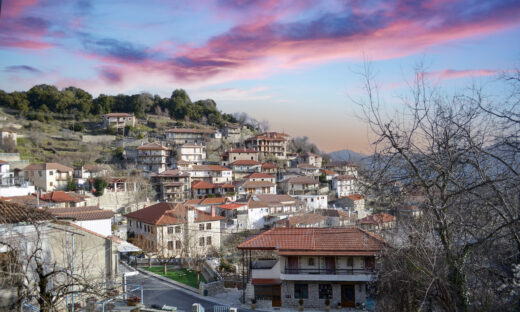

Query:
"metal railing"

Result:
[[283, 268, 374, 275]]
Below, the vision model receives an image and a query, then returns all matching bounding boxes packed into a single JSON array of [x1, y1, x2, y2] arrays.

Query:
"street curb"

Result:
[[135, 267, 200, 293]]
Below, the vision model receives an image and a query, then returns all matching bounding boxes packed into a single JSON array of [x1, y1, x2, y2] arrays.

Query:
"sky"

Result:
[[1, 0, 520, 153]]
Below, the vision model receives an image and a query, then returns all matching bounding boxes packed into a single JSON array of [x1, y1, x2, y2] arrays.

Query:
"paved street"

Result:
[[127, 272, 253, 312]]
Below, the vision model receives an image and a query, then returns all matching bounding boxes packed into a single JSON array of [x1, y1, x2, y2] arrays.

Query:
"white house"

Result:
[[103, 113, 135, 129], [177, 143, 206, 164], [23, 163, 74, 192], [292, 194, 328, 210], [47, 206, 114, 237], [333, 175, 357, 198], [188, 165, 233, 183]]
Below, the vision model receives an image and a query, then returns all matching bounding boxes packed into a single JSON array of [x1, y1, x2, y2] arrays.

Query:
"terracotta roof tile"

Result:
[[245, 172, 275, 179], [358, 213, 395, 225], [261, 163, 277, 169], [286, 176, 318, 185], [137, 142, 169, 150], [47, 206, 114, 221], [218, 203, 247, 210], [0, 199, 54, 224], [191, 180, 216, 189], [230, 160, 261, 166], [125, 202, 183, 225], [347, 194, 364, 201], [23, 162, 73, 172], [40, 191, 84, 203], [191, 165, 230, 171]]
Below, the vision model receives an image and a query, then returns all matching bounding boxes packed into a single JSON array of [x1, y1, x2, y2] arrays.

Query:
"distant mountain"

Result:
[[327, 149, 367, 162]]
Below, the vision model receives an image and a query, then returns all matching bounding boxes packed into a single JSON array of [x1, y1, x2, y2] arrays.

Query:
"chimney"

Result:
[[211, 205, 216, 217]]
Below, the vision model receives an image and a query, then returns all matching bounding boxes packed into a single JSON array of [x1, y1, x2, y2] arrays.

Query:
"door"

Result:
[[325, 256, 336, 274], [272, 285, 281, 307], [288, 256, 298, 273], [341, 284, 356, 307], [365, 256, 375, 271]]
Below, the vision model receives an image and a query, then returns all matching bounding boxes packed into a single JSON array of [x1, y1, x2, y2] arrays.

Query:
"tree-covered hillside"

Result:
[[0, 85, 237, 127]]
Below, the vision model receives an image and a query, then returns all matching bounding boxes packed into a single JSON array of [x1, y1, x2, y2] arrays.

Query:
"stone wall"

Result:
[[86, 191, 150, 213], [199, 279, 226, 296], [281, 281, 366, 309], [82, 135, 116, 144]]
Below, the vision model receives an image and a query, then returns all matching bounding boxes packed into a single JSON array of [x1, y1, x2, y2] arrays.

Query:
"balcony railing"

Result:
[[283, 268, 374, 275]]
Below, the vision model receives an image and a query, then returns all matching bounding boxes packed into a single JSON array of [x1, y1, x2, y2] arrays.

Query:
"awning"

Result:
[[252, 278, 282, 285], [116, 240, 141, 253]]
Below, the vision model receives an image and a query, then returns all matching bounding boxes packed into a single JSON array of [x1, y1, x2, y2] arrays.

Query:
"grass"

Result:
[[143, 267, 205, 288]]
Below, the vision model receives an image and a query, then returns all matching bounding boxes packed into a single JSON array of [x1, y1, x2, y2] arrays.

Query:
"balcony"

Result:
[[251, 260, 280, 280], [281, 267, 375, 282]]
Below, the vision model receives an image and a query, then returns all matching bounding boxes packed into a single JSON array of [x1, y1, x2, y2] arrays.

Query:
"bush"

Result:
[[66, 180, 77, 192], [69, 123, 85, 132], [106, 126, 117, 135], [93, 177, 108, 197]]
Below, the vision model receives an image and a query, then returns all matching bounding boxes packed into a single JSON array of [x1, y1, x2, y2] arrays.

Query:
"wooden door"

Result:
[[325, 256, 336, 274], [272, 285, 281, 307], [341, 284, 355, 307], [365, 256, 375, 270], [288, 256, 298, 273]]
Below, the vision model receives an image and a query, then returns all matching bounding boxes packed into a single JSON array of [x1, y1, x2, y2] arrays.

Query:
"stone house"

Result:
[[150, 169, 191, 202], [220, 148, 259, 166], [102, 113, 135, 129], [245, 132, 290, 159], [23, 162, 74, 192], [282, 176, 320, 195]]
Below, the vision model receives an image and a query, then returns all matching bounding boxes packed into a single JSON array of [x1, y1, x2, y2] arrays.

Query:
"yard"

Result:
[[143, 267, 206, 288]]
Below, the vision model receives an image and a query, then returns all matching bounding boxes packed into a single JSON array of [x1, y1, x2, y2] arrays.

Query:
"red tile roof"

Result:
[[126, 202, 181, 225], [137, 142, 169, 150], [0, 199, 54, 224], [40, 191, 84, 203], [238, 227, 385, 255], [358, 213, 395, 225], [47, 206, 114, 221], [286, 213, 327, 226], [184, 197, 229, 205], [245, 172, 275, 179], [0, 160, 8, 164], [286, 176, 318, 185], [246, 132, 289, 142], [321, 169, 338, 175], [347, 194, 364, 201], [166, 128, 216, 134], [191, 180, 216, 189], [230, 160, 261, 166], [261, 163, 277, 169], [218, 203, 247, 210]]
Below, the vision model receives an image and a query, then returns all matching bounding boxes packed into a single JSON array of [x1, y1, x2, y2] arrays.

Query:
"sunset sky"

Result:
[[1, 0, 520, 153]]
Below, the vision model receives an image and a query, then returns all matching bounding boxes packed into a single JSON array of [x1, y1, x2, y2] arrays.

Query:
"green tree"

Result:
[[92, 178, 108, 197]]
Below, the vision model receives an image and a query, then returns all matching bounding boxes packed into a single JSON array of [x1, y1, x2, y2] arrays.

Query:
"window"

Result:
[[175, 226, 181, 233], [347, 257, 353, 267], [49, 182, 53, 186], [199, 224, 204, 230], [308, 258, 315, 266], [168, 241, 173, 250], [206, 236, 212, 245], [38, 171, 42, 177], [168, 227, 173, 234], [49, 171, 54, 176], [175, 240, 181, 249], [319, 284, 333, 299], [199, 237, 205, 247], [294, 284, 308, 299], [129, 220, 132, 226], [206, 223, 211, 230]]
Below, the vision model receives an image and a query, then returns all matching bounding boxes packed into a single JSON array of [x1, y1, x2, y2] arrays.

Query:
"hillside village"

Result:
[[0, 95, 420, 311]]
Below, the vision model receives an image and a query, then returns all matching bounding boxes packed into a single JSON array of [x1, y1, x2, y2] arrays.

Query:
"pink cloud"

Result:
[[428, 69, 498, 80]]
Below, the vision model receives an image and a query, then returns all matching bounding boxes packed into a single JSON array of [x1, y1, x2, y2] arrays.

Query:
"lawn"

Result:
[[143, 267, 205, 288]]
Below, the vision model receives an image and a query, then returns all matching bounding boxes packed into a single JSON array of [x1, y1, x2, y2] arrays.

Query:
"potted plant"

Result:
[[299, 299, 304, 311], [325, 299, 331, 311], [251, 298, 257, 310]]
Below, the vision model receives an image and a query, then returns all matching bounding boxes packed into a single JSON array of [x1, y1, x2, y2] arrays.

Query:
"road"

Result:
[[127, 272, 253, 312]]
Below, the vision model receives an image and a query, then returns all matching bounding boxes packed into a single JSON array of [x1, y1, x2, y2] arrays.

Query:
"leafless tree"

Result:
[[355, 62, 520, 311]]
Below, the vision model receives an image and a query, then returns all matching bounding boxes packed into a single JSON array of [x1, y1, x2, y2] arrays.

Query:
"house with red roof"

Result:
[[102, 112, 135, 129], [261, 163, 278, 175], [245, 132, 290, 159], [236, 172, 277, 196], [190, 180, 236, 199], [281, 176, 320, 195], [176, 143, 206, 165], [137, 142, 174, 173], [357, 213, 396, 232], [229, 159, 262, 179], [333, 175, 357, 198], [125, 202, 224, 257], [188, 165, 232, 184], [220, 148, 259, 166], [23, 162, 74, 192], [150, 169, 191, 201], [238, 227, 385, 309]]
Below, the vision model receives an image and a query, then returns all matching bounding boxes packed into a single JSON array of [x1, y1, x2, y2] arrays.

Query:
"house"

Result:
[[221, 148, 259, 166], [0, 160, 14, 185], [150, 169, 191, 202], [290, 164, 321, 177], [177, 143, 206, 165], [39, 191, 88, 208], [190, 180, 235, 199], [103, 112, 135, 129], [238, 227, 385, 309], [324, 161, 359, 177], [282, 176, 320, 195], [184, 197, 229, 215], [125, 202, 223, 257], [239, 194, 305, 229], [292, 194, 328, 210], [357, 213, 396, 231], [0, 200, 119, 310], [229, 160, 262, 179], [320, 169, 339, 182], [188, 165, 233, 183], [46, 206, 114, 237], [396, 204, 423, 219], [237, 173, 277, 196], [297, 153, 323, 168], [73, 164, 110, 179], [273, 213, 328, 228], [137, 142, 174, 173], [261, 163, 278, 175], [165, 128, 217, 145], [245, 132, 290, 159], [333, 175, 357, 198], [221, 125, 243, 143], [216, 202, 249, 231], [23, 162, 74, 192]]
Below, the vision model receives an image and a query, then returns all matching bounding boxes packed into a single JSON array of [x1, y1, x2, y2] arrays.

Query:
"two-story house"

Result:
[[221, 148, 259, 166], [166, 128, 217, 145], [177, 143, 206, 165], [23, 163, 74, 192], [245, 132, 290, 159], [238, 227, 385, 309], [333, 175, 357, 198], [103, 113, 135, 129], [188, 165, 232, 183], [237, 173, 277, 196], [150, 169, 191, 202], [137, 142, 173, 173], [297, 153, 323, 168], [125, 202, 223, 258], [282, 176, 320, 195], [190, 180, 236, 199], [229, 160, 261, 180]]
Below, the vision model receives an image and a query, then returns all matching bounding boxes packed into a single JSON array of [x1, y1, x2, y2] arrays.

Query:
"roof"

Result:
[[336, 175, 356, 181], [218, 203, 247, 210], [358, 213, 395, 225], [230, 160, 261, 166], [238, 227, 386, 255], [23, 162, 73, 172], [245, 172, 275, 180], [151, 169, 190, 178], [242, 180, 275, 188], [191, 180, 217, 189], [166, 128, 216, 134], [82, 164, 107, 172], [261, 163, 277, 169], [246, 132, 289, 142], [297, 163, 319, 169], [137, 142, 169, 150], [47, 206, 114, 221], [184, 197, 228, 205], [125, 202, 181, 225], [254, 194, 297, 204], [286, 213, 327, 226], [0, 199, 54, 224], [0, 160, 8, 165], [104, 112, 133, 117], [347, 194, 364, 201], [191, 165, 230, 171], [40, 191, 84, 203], [286, 176, 318, 185], [2, 195, 49, 207], [321, 169, 338, 175]]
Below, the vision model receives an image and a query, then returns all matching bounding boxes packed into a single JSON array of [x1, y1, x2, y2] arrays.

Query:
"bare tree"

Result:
[[356, 62, 520, 311]]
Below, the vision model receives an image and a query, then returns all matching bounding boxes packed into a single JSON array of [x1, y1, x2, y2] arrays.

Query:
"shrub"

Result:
[[92, 177, 108, 197]]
